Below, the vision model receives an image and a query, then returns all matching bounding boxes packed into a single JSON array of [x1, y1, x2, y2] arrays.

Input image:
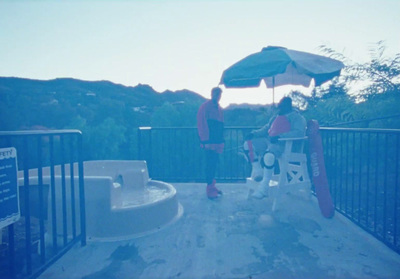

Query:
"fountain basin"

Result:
[[18, 160, 183, 241], [86, 179, 183, 241]]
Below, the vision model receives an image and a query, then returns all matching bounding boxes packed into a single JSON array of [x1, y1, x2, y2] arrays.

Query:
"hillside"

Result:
[[0, 77, 207, 130]]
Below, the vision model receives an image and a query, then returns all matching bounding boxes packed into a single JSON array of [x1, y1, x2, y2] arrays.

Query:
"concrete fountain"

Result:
[[18, 160, 183, 241]]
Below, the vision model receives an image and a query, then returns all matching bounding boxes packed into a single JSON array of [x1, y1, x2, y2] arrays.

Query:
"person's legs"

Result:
[[205, 149, 218, 185], [205, 149, 222, 198], [243, 138, 268, 181], [252, 151, 275, 199], [243, 140, 262, 181]]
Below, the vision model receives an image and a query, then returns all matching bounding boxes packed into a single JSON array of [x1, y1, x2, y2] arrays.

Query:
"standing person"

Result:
[[244, 97, 306, 199], [197, 87, 224, 199]]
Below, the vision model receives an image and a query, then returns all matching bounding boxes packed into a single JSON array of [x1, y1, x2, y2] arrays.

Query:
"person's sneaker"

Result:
[[206, 180, 222, 199], [251, 184, 269, 199]]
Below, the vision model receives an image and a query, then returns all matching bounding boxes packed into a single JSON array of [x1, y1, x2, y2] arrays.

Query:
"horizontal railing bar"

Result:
[[320, 127, 400, 133], [0, 130, 82, 136], [138, 126, 400, 134]]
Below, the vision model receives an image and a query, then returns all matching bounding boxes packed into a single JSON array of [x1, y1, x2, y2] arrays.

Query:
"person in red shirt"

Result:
[[244, 97, 306, 199], [197, 87, 224, 199]]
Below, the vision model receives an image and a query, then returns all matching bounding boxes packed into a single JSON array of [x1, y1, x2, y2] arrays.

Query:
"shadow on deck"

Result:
[[38, 182, 400, 279]]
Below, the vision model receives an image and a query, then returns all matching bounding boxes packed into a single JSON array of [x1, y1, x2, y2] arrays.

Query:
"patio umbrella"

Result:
[[220, 46, 345, 103]]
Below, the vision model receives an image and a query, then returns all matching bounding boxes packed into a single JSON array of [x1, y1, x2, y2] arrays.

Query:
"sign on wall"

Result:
[[0, 147, 20, 229]]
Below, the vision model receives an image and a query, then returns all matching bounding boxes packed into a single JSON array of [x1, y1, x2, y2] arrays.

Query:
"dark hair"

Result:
[[277, 97, 292, 115], [211, 87, 222, 96]]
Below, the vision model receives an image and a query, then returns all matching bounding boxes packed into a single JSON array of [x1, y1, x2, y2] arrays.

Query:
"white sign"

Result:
[[0, 147, 20, 229]]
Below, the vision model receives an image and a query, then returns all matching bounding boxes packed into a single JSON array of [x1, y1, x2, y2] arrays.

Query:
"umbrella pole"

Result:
[[272, 76, 275, 104]]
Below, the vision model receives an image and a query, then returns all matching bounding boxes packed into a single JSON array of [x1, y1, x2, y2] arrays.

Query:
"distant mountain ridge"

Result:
[[0, 77, 211, 130], [0, 76, 206, 106]]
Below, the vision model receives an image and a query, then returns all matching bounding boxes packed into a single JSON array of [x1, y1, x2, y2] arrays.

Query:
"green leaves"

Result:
[[319, 41, 400, 99]]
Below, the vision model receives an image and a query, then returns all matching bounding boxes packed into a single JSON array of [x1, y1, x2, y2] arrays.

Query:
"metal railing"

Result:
[[321, 127, 400, 254], [0, 130, 86, 279], [138, 126, 254, 182], [137, 126, 400, 254]]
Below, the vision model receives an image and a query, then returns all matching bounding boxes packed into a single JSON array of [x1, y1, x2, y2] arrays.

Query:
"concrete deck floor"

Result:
[[38, 182, 400, 279]]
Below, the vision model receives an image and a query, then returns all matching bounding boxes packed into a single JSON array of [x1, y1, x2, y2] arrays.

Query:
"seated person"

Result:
[[244, 97, 307, 199]]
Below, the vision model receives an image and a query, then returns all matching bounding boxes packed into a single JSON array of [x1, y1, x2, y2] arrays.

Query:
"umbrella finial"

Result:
[[262, 46, 286, 52]]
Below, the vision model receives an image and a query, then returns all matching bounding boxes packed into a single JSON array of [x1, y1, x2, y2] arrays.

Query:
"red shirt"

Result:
[[197, 100, 224, 153]]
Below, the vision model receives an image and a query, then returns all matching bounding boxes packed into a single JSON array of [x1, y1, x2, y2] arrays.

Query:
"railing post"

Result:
[[138, 127, 152, 171], [22, 136, 32, 275], [138, 127, 142, 160], [37, 135, 46, 264], [77, 133, 86, 246], [60, 135, 68, 246], [49, 136, 58, 253], [69, 137, 77, 239], [8, 224, 16, 279]]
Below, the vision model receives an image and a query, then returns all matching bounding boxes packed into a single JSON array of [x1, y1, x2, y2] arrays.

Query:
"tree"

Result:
[[297, 41, 400, 128], [319, 41, 400, 100], [151, 102, 180, 127], [83, 117, 126, 160]]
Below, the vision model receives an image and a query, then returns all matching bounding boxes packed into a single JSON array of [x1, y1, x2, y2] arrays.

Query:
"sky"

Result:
[[0, 0, 399, 107]]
